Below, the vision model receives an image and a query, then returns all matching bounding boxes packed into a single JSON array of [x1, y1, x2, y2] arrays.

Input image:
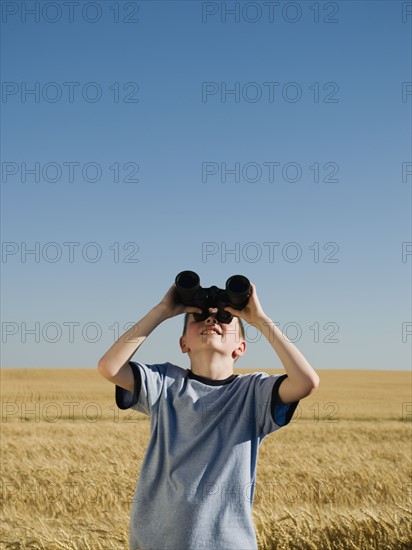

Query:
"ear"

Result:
[[232, 340, 246, 359], [179, 336, 190, 354]]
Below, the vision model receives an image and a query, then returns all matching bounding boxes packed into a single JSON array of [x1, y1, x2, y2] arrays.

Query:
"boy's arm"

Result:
[[225, 283, 320, 404], [97, 284, 201, 392]]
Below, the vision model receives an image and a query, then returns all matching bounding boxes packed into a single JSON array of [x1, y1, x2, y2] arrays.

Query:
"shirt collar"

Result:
[[186, 369, 238, 386]]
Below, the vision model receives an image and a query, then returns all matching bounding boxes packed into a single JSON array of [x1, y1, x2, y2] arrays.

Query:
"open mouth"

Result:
[[201, 327, 222, 336]]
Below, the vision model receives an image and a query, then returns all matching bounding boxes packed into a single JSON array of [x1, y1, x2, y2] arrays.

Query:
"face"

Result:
[[179, 312, 246, 360]]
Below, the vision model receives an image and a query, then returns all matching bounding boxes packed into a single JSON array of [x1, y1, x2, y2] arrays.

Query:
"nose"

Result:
[[205, 316, 217, 325], [205, 309, 218, 324]]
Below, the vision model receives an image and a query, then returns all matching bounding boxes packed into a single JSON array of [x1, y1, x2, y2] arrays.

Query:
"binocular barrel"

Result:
[[225, 275, 251, 308], [174, 271, 202, 307], [175, 271, 200, 293]]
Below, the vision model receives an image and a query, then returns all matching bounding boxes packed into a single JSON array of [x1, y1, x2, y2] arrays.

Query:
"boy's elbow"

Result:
[[307, 374, 320, 395], [299, 374, 320, 398], [97, 361, 110, 380]]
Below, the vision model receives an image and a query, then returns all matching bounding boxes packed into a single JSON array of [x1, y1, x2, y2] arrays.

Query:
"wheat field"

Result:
[[1, 368, 411, 550]]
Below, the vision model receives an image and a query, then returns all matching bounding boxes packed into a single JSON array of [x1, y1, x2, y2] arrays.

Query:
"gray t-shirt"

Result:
[[115, 361, 300, 550]]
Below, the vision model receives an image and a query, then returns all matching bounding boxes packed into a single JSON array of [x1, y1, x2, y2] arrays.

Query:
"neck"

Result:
[[189, 351, 235, 380]]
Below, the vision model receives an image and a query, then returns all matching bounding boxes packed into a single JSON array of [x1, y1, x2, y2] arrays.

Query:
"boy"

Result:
[[98, 279, 319, 550]]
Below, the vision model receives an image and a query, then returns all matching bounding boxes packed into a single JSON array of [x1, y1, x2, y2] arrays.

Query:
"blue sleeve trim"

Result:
[[270, 374, 300, 427], [115, 361, 142, 410]]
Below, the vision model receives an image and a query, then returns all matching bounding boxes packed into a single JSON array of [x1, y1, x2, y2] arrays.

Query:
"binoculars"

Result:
[[174, 270, 251, 324]]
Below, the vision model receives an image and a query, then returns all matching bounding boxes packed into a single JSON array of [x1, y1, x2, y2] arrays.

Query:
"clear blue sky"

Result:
[[1, 0, 411, 370]]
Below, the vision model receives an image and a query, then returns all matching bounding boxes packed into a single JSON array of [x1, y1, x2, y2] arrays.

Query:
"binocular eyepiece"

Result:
[[175, 270, 251, 324]]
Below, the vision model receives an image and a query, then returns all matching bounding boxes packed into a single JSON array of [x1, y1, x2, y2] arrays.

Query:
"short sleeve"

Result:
[[271, 374, 300, 427], [115, 361, 165, 416], [254, 373, 300, 437]]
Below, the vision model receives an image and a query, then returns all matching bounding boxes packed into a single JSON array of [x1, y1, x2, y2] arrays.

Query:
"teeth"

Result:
[[203, 329, 220, 335]]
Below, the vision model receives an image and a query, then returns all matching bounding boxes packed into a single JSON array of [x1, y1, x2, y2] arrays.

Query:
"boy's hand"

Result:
[[224, 283, 268, 326], [157, 284, 203, 319]]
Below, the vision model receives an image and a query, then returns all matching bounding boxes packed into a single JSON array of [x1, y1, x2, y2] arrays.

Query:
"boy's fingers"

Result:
[[225, 304, 250, 320], [185, 306, 203, 314]]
